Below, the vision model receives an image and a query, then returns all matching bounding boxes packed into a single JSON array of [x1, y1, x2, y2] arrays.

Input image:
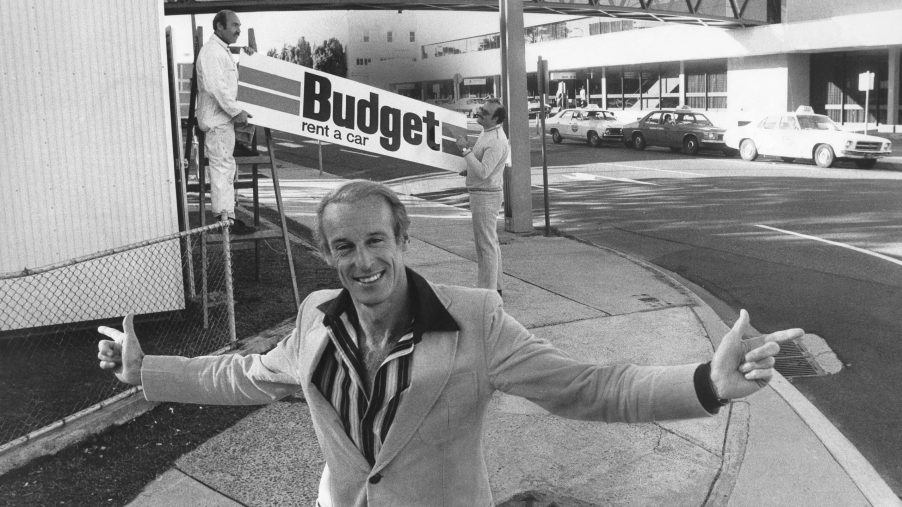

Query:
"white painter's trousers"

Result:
[[205, 123, 236, 219]]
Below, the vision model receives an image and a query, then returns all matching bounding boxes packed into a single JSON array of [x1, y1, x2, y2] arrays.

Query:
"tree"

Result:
[[266, 37, 313, 67], [313, 38, 347, 77]]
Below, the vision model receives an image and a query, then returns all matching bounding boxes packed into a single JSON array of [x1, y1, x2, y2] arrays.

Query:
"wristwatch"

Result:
[[461, 147, 471, 156]]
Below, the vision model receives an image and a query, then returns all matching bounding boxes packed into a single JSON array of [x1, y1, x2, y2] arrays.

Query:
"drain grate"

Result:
[[773, 339, 825, 379]]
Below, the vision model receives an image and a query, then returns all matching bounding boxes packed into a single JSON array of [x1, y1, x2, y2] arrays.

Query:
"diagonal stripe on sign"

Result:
[[442, 123, 468, 142], [239, 66, 301, 96], [238, 86, 300, 115], [442, 138, 462, 156]]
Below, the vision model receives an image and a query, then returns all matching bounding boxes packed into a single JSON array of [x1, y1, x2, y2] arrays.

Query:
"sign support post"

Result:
[[537, 57, 551, 236], [859, 71, 875, 134]]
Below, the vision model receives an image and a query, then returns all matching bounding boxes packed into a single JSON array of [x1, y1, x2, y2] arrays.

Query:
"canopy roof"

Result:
[[163, 0, 771, 28]]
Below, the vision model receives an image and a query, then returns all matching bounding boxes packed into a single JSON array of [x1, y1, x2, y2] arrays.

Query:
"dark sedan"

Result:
[[621, 107, 727, 155]]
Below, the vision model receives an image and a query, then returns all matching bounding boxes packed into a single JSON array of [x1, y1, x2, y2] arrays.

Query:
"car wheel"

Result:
[[739, 139, 758, 161], [632, 133, 646, 150], [814, 144, 835, 168], [855, 159, 877, 169], [781, 157, 794, 163], [683, 135, 699, 155], [587, 131, 601, 148], [551, 130, 562, 144]]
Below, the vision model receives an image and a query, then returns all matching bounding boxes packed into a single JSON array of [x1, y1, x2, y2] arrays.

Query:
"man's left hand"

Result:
[[710, 309, 803, 400]]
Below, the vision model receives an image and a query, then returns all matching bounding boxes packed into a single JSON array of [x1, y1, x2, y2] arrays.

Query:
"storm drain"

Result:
[[497, 490, 596, 507], [772, 334, 840, 379]]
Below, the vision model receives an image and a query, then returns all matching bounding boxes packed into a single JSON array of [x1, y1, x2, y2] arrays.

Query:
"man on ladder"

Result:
[[196, 9, 256, 234]]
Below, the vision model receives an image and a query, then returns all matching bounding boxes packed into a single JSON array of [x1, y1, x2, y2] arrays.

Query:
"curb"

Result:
[[547, 225, 900, 505]]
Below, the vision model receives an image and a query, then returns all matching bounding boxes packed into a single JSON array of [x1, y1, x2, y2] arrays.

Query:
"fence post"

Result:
[[220, 219, 238, 347]]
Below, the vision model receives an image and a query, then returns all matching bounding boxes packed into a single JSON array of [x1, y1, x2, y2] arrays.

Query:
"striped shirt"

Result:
[[312, 269, 460, 466], [313, 309, 416, 465]]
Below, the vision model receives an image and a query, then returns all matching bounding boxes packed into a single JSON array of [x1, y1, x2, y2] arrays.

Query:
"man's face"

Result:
[[475, 102, 500, 130], [321, 196, 409, 308], [215, 12, 241, 45]]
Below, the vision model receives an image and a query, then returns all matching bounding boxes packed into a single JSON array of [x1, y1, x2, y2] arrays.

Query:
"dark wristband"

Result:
[[694, 361, 729, 414]]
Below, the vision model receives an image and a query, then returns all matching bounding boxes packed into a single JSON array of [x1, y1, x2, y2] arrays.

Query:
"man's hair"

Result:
[[315, 180, 410, 256], [212, 10, 236, 31], [486, 98, 507, 124]]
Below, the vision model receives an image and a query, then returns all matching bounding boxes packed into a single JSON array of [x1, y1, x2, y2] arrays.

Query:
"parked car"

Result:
[[527, 97, 552, 118], [723, 106, 892, 168], [544, 106, 624, 147], [621, 107, 727, 155]]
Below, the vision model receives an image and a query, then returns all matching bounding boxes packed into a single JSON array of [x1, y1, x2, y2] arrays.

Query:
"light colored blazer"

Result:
[[142, 280, 710, 506]]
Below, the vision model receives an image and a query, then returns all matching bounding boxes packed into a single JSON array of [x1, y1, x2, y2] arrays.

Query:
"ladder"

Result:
[[182, 25, 301, 312]]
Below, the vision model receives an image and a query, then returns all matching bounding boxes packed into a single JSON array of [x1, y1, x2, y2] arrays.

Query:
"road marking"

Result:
[[531, 184, 565, 193], [276, 142, 304, 148], [340, 149, 379, 158], [607, 163, 706, 176], [754, 224, 902, 267], [274, 138, 328, 146], [564, 172, 659, 186]]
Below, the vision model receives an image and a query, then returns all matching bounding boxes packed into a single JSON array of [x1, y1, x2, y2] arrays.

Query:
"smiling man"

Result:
[[98, 180, 803, 506]]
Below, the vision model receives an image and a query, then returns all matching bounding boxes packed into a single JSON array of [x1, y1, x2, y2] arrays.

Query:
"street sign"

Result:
[[235, 54, 469, 173], [858, 71, 875, 91], [550, 71, 576, 80]]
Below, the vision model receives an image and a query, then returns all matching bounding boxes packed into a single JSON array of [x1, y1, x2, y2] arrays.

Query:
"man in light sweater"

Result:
[[456, 98, 510, 295]]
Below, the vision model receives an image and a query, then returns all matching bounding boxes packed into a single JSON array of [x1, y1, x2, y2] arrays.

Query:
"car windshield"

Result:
[[679, 113, 711, 126], [585, 111, 609, 120], [797, 115, 840, 131]]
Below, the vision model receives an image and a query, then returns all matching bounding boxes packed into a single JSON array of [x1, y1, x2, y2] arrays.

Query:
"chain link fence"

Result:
[[0, 222, 236, 451]]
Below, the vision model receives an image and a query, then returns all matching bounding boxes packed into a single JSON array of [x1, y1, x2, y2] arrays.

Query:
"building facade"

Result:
[[358, 0, 902, 130]]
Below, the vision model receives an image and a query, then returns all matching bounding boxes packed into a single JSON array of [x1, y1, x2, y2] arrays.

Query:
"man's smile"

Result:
[[354, 271, 384, 284]]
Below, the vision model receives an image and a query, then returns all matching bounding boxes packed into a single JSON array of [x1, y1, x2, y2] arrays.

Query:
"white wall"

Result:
[[784, 0, 902, 22], [379, 8, 902, 88], [0, 0, 183, 328], [725, 54, 811, 126]]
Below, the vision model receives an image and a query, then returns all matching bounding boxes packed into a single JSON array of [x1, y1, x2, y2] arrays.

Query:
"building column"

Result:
[[601, 67, 607, 110], [888, 47, 900, 129], [679, 61, 686, 106], [499, 0, 531, 232]]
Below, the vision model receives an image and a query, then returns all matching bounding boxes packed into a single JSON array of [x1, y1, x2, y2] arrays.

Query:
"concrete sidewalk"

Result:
[[127, 164, 899, 506]]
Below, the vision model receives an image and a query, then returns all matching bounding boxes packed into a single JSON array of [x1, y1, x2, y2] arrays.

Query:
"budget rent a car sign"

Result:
[[237, 53, 468, 172]]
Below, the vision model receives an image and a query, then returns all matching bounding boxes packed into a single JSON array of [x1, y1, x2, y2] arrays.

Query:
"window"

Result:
[[410, 31, 415, 42], [760, 115, 779, 129], [779, 115, 798, 130], [387, 31, 393, 43]]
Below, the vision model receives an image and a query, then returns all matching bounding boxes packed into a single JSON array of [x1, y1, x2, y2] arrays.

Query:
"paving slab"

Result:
[[174, 399, 322, 506]]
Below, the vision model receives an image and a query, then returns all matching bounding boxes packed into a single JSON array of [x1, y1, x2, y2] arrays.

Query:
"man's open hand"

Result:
[[97, 314, 144, 386], [233, 110, 252, 127], [710, 309, 803, 400]]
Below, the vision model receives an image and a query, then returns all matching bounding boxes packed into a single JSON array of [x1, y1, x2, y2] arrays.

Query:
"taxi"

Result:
[[723, 106, 892, 168], [621, 106, 726, 155], [544, 105, 624, 147]]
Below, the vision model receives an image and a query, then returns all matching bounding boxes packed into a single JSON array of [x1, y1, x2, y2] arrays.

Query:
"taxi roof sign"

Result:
[[796, 105, 815, 114]]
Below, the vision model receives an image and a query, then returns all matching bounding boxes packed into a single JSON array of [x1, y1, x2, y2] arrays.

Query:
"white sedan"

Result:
[[543, 107, 624, 147], [724, 106, 892, 169]]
